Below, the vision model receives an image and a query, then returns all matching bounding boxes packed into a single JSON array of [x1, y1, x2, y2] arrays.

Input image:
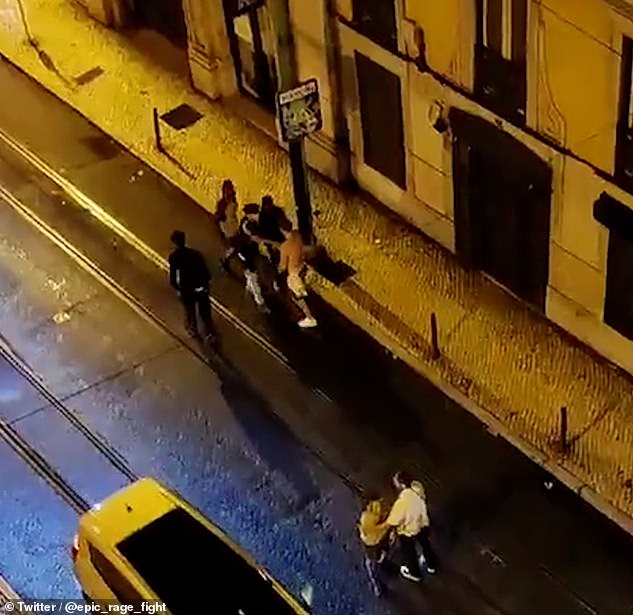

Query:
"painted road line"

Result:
[[0, 125, 295, 373], [0, 126, 334, 403], [0, 181, 359, 493]]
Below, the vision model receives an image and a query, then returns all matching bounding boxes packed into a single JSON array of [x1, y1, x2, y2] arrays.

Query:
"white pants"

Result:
[[244, 270, 264, 306], [287, 271, 307, 299]]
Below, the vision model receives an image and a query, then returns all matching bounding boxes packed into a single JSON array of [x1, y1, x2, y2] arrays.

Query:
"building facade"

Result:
[[81, 0, 633, 377]]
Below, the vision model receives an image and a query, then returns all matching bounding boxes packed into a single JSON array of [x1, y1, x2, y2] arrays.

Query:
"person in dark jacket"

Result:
[[235, 204, 267, 310], [168, 230, 215, 338], [258, 195, 288, 268]]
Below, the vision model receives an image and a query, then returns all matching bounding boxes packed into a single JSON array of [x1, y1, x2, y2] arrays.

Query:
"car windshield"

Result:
[[117, 507, 300, 614]]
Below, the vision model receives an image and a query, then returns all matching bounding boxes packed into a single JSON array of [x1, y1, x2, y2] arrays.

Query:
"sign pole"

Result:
[[289, 139, 312, 242], [268, 0, 314, 245]]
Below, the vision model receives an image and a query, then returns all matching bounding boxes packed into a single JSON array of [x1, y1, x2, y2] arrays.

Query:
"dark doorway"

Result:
[[594, 192, 633, 341], [224, 2, 276, 110], [604, 230, 633, 341], [352, 0, 398, 53], [451, 109, 552, 311], [355, 52, 406, 189], [133, 0, 188, 49]]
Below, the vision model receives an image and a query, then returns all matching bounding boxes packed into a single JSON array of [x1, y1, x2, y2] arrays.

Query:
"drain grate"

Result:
[[308, 249, 355, 286], [160, 104, 203, 130]]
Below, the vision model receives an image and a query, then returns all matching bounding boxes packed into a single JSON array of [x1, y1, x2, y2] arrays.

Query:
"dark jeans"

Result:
[[363, 539, 389, 595], [264, 243, 280, 268], [399, 527, 438, 577], [181, 288, 213, 335]]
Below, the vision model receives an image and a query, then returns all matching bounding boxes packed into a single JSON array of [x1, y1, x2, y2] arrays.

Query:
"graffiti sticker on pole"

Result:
[[277, 78, 323, 142]]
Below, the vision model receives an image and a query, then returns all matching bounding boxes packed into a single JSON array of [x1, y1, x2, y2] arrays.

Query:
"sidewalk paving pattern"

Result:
[[2, 0, 633, 531]]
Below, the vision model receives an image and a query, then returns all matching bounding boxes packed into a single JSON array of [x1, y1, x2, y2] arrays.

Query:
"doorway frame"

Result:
[[450, 107, 553, 311], [222, 0, 276, 111]]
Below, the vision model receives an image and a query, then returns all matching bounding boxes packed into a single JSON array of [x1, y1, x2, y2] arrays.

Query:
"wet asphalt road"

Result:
[[0, 165, 381, 614], [1, 58, 633, 614]]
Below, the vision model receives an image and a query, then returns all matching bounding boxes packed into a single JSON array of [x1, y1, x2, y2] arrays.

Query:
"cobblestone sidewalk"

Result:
[[3, 0, 633, 531]]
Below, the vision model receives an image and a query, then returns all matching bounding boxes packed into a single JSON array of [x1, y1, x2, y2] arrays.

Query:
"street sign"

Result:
[[276, 78, 323, 142], [229, 0, 265, 17]]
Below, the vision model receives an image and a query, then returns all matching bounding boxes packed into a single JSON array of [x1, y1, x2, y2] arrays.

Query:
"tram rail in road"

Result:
[[0, 329, 137, 517], [0, 132, 365, 496]]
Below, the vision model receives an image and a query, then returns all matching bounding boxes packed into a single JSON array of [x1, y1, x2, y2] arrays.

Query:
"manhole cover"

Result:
[[308, 250, 355, 286], [74, 66, 104, 85], [161, 103, 203, 130]]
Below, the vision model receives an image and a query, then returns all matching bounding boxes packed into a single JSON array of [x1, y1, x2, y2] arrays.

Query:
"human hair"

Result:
[[394, 470, 413, 488], [170, 230, 186, 247], [221, 179, 234, 197], [362, 491, 381, 507], [261, 194, 274, 209], [243, 203, 259, 215]]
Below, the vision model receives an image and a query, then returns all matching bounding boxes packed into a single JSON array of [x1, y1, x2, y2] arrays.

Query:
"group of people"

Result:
[[168, 182, 440, 601], [167, 179, 317, 342], [216, 179, 317, 328], [358, 471, 438, 597]]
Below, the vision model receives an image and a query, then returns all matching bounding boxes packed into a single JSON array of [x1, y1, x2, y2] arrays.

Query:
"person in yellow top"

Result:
[[358, 495, 391, 597]]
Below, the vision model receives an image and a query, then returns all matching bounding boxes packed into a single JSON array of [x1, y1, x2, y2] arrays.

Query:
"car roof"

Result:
[[79, 478, 309, 614], [80, 477, 177, 545]]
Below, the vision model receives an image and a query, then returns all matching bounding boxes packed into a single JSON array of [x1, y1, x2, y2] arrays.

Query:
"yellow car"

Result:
[[72, 477, 311, 613]]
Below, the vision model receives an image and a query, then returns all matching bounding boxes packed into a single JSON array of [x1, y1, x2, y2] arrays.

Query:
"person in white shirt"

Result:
[[379, 470, 438, 582]]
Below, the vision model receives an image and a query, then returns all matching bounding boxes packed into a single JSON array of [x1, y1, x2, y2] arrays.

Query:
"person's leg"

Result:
[[181, 294, 197, 335], [244, 269, 266, 307], [364, 555, 383, 597], [288, 273, 316, 327], [266, 244, 280, 267], [295, 297, 315, 319], [417, 527, 438, 573], [195, 291, 215, 338], [398, 535, 422, 581], [224, 236, 237, 260]]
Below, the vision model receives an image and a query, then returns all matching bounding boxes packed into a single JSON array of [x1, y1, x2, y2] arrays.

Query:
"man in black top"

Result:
[[168, 230, 215, 339], [258, 195, 288, 267]]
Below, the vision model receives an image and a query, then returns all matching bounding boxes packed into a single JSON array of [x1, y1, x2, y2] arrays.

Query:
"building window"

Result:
[[355, 52, 406, 188], [594, 192, 633, 340], [352, 0, 398, 53], [475, 0, 527, 125], [604, 230, 633, 341], [616, 37, 633, 192]]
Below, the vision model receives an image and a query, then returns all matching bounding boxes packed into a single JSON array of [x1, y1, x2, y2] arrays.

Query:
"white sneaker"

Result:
[[399, 565, 422, 582], [298, 317, 317, 328]]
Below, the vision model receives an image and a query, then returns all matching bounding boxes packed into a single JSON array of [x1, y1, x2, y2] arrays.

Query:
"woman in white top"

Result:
[[379, 470, 438, 582]]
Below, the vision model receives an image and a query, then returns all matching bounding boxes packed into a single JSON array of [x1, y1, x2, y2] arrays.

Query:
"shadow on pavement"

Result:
[[209, 348, 321, 516], [256, 277, 430, 452]]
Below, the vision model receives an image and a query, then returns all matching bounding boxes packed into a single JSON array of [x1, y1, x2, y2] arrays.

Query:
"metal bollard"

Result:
[[560, 407, 568, 454], [152, 108, 164, 153], [430, 313, 440, 359]]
